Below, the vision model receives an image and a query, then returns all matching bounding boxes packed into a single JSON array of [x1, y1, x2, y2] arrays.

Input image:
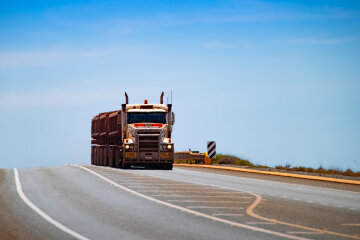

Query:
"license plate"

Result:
[[161, 152, 172, 158], [126, 152, 136, 158]]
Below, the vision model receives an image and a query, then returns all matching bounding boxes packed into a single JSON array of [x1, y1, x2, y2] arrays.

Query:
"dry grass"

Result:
[[175, 153, 360, 177], [212, 154, 254, 167], [275, 165, 360, 177]]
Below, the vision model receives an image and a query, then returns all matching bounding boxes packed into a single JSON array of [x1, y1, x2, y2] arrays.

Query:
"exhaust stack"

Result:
[[125, 92, 129, 104], [160, 92, 164, 104]]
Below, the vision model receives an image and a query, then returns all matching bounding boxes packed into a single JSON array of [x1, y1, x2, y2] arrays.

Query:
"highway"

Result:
[[0, 165, 359, 240]]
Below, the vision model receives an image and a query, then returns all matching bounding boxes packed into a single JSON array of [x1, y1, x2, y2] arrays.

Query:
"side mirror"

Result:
[[171, 112, 175, 125]]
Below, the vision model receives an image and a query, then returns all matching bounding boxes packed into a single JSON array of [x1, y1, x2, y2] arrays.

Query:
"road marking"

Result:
[[120, 180, 165, 183], [187, 206, 244, 209], [125, 186, 200, 188], [13, 169, 89, 240], [245, 186, 360, 240], [106, 177, 149, 179], [76, 165, 309, 240], [247, 222, 276, 225], [212, 213, 244, 216], [167, 200, 249, 203], [151, 195, 251, 198], [142, 190, 242, 194], [287, 231, 324, 235], [122, 166, 360, 240], [143, 183, 193, 186], [174, 164, 360, 185], [174, 168, 360, 194]]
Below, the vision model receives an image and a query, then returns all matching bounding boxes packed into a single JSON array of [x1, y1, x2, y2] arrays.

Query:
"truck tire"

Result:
[[122, 161, 130, 169], [162, 163, 173, 170]]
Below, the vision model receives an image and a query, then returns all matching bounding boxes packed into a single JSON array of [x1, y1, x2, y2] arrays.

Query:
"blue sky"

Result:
[[0, 0, 359, 170]]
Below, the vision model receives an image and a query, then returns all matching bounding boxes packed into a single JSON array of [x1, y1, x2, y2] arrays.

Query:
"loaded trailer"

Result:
[[91, 92, 175, 169]]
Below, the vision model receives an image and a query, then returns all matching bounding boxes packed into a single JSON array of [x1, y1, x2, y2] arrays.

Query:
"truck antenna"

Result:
[[125, 92, 129, 104], [171, 90, 173, 104], [160, 92, 164, 104]]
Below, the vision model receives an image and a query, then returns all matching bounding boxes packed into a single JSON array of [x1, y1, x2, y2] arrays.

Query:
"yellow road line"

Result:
[[88, 165, 360, 239], [174, 164, 360, 185], [76, 165, 309, 240], [245, 187, 360, 239]]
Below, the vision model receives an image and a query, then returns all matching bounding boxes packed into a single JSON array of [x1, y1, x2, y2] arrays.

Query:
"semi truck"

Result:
[[91, 92, 175, 169]]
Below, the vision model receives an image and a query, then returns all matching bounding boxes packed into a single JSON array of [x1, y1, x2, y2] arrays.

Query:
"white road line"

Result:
[[174, 168, 360, 194], [92, 166, 360, 240], [212, 213, 244, 216], [126, 185, 220, 189], [167, 200, 249, 203], [187, 206, 244, 209], [119, 180, 164, 183], [287, 231, 324, 235], [76, 165, 309, 240], [151, 195, 251, 198], [13, 168, 90, 240], [247, 222, 276, 225], [138, 183, 190, 187], [143, 190, 241, 193]]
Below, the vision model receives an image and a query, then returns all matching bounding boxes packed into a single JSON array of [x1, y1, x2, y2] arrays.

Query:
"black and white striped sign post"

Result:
[[207, 141, 216, 158]]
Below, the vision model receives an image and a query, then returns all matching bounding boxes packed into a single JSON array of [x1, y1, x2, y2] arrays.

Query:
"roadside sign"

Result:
[[207, 141, 216, 158]]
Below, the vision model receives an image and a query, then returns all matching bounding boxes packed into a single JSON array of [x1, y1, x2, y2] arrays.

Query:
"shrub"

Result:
[[214, 154, 254, 167]]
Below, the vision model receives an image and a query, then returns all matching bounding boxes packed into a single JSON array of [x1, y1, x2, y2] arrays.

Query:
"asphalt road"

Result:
[[0, 165, 359, 240]]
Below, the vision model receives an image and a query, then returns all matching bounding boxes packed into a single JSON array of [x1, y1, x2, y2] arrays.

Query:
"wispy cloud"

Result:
[[286, 37, 360, 45], [0, 88, 122, 110], [0, 85, 172, 111], [202, 40, 234, 49], [38, 2, 360, 36], [202, 40, 249, 50], [0, 45, 141, 70]]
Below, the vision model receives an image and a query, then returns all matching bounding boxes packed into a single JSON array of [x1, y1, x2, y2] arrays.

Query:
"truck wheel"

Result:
[[122, 162, 130, 169], [163, 163, 173, 170]]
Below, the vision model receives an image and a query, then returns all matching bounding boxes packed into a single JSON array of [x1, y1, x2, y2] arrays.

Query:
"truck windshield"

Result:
[[128, 112, 166, 124]]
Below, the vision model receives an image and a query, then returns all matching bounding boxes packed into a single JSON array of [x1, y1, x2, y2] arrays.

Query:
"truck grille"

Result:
[[138, 134, 159, 152]]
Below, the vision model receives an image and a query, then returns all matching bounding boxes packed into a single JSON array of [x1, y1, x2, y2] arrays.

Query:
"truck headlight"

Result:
[[167, 144, 172, 149], [125, 145, 130, 150]]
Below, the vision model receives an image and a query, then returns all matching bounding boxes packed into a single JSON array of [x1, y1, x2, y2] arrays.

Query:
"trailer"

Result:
[[91, 92, 175, 169]]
